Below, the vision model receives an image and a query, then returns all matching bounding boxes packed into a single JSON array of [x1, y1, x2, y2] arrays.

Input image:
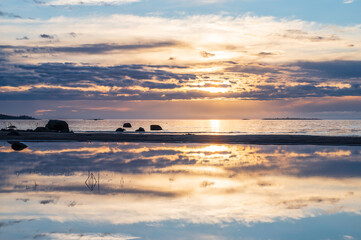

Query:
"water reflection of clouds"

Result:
[[0, 142, 360, 226]]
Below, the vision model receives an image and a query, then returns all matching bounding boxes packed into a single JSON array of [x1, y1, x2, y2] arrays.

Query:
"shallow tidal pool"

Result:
[[0, 142, 361, 240]]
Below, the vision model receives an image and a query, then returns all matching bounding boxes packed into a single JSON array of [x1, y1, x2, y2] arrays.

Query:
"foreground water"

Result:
[[1, 119, 361, 136], [0, 141, 360, 239]]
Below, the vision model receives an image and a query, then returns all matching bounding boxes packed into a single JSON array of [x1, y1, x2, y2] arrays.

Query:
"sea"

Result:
[[1, 119, 361, 136], [1, 119, 361, 240]]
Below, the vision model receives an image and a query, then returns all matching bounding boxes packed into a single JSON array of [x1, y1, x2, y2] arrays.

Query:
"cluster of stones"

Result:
[[116, 123, 162, 132]]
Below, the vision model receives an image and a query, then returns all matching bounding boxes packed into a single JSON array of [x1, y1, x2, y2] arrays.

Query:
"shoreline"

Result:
[[1, 132, 361, 145]]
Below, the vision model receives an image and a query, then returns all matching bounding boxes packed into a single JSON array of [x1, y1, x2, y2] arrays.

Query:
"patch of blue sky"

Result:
[[2, 0, 361, 25], [1, 213, 360, 240]]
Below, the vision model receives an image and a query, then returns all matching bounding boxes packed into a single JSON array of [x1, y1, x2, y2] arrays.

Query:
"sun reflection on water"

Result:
[[0, 142, 360, 237], [210, 119, 221, 132]]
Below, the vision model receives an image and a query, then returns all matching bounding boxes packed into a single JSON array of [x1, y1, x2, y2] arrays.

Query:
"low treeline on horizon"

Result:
[[0, 113, 323, 121]]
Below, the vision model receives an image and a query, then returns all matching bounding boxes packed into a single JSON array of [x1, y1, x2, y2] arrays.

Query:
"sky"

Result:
[[0, 0, 361, 119]]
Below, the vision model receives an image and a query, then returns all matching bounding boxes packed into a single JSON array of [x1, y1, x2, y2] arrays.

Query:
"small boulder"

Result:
[[45, 120, 69, 132], [7, 129, 20, 136], [135, 127, 145, 132], [116, 128, 125, 132], [10, 141, 28, 151], [123, 123, 132, 128], [34, 127, 49, 132], [150, 125, 162, 130]]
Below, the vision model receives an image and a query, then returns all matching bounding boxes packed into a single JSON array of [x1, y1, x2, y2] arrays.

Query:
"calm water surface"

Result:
[[1, 119, 361, 136], [0, 142, 360, 239]]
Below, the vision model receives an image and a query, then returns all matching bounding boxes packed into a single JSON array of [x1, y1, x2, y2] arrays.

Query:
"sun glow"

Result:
[[202, 87, 229, 93], [202, 144, 228, 152], [210, 119, 221, 132]]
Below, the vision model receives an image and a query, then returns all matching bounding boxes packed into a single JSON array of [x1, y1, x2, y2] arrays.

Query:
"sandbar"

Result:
[[1, 132, 361, 145]]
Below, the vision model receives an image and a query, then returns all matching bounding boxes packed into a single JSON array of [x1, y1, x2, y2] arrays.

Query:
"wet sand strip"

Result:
[[1, 132, 361, 145]]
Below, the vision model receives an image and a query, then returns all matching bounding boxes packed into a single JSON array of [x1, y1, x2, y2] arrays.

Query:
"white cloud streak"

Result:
[[43, 0, 139, 5]]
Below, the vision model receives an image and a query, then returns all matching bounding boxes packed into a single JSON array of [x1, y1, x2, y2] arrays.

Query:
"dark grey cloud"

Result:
[[16, 198, 30, 202], [0, 11, 22, 19], [16, 36, 30, 40], [0, 220, 22, 228], [33, 0, 45, 4], [295, 60, 361, 79], [279, 197, 340, 210], [258, 52, 277, 56], [68, 32, 77, 37], [1, 41, 181, 55], [39, 199, 55, 205], [0, 59, 360, 101], [140, 81, 179, 89], [0, 62, 194, 88], [280, 30, 341, 42], [39, 34, 55, 39], [227, 64, 281, 75], [296, 160, 361, 178]]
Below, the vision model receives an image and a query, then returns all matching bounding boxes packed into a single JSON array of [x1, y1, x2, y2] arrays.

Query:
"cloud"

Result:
[[0, 220, 22, 228], [200, 51, 215, 58], [40, 0, 140, 5], [38, 233, 139, 240], [68, 32, 77, 37], [39, 199, 56, 204], [295, 60, 361, 78], [34, 109, 56, 115], [16, 36, 30, 40], [0, 11, 22, 19], [1, 14, 360, 67], [343, 0, 355, 3], [0, 41, 180, 55], [39, 34, 55, 39], [140, 81, 179, 89], [0, 14, 360, 106], [0, 61, 360, 101], [227, 63, 281, 74]]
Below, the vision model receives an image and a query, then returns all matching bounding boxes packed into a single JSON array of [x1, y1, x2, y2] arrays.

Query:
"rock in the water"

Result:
[[135, 127, 145, 132], [34, 127, 49, 132], [123, 123, 132, 128], [45, 120, 69, 132], [7, 129, 20, 136], [8, 125, 16, 129], [116, 128, 125, 132], [150, 125, 162, 130], [10, 142, 27, 151]]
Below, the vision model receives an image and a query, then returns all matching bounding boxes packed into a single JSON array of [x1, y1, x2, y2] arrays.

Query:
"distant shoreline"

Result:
[[0, 114, 36, 120], [262, 118, 322, 120], [1, 132, 361, 146]]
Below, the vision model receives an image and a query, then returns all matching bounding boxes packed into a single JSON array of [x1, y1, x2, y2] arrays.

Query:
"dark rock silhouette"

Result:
[[45, 120, 69, 132], [123, 123, 132, 128], [34, 127, 49, 132], [135, 127, 145, 132], [7, 129, 20, 136], [8, 125, 16, 129], [9, 141, 28, 151], [150, 125, 162, 130], [116, 128, 125, 132]]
